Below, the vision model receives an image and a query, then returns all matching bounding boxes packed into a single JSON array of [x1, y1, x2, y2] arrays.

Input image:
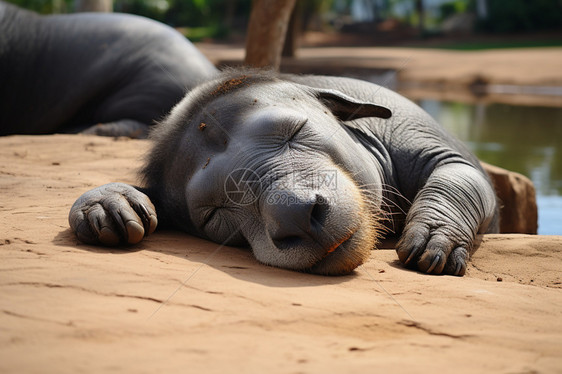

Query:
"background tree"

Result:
[[473, 0, 562, 33], [282, 0, 328, 58], [244, 0, 297, 70], [414, 0, 424, 35], [74, 0, 112, 12], [281, 1, 302, 58]]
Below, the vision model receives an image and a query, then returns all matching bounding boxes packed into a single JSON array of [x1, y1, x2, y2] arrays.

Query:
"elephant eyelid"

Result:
[[286, 118, 307, 143], [202, 207, 219, 229]]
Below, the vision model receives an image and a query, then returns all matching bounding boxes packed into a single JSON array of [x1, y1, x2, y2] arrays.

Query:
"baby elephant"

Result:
[[69, 69, 499, 276]]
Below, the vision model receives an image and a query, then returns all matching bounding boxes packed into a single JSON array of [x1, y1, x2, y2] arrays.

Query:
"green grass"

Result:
[[178, 26, 228, 42]]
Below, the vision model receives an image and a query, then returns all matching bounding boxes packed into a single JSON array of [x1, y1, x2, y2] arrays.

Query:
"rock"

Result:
[[482, 162, 538, 234]]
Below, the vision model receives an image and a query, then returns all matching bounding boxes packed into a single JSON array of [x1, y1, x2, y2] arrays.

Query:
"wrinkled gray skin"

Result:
[[69, 69, 499, 276], [0, 1, 217, 137]]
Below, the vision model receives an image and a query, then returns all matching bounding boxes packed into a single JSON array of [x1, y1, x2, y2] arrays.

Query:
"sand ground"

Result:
[[1, 135, 561, 373]]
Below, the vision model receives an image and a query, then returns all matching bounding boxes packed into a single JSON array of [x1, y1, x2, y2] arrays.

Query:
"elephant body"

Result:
[[0, 1, 217, 137], [69, 69, 499, 276]]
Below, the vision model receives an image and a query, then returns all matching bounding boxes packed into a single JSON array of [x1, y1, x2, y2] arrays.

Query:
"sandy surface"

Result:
[[200, 44, 562, 85], [1, 134, 561, 373]]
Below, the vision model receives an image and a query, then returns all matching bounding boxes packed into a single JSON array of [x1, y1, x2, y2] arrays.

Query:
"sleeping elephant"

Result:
[[69, 69, 500, 276], [0, 1, 218, 137]]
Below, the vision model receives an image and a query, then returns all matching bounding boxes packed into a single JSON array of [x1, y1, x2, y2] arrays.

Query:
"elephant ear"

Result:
[[315, 89, 392, 120]]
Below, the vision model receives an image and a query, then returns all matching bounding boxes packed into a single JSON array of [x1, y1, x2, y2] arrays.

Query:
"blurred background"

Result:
[[7, 0, 562, 44], [6, 0, 562, 234]]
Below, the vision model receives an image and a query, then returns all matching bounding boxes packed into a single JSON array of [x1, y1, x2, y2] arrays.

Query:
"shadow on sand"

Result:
[[53, 228, 371, 288]]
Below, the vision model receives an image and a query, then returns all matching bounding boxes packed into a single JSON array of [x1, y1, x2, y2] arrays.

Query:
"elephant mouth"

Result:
[[306, 227, 372, 275], [323, 231, 356, 258]]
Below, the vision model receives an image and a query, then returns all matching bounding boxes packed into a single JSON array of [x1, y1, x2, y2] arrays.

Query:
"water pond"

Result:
[[418, 100, 562, 235]]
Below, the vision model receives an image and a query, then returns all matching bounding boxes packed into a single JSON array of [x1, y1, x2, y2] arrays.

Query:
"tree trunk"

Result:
[[415, 0, 424, 36], [244, 0, 297, 70], [282, 2, 302, 58], [75, 0, 112, 12]]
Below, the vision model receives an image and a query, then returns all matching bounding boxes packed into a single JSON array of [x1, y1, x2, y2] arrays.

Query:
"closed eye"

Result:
[[286, 118, 307, 143], [202, 207, 219, 229]]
